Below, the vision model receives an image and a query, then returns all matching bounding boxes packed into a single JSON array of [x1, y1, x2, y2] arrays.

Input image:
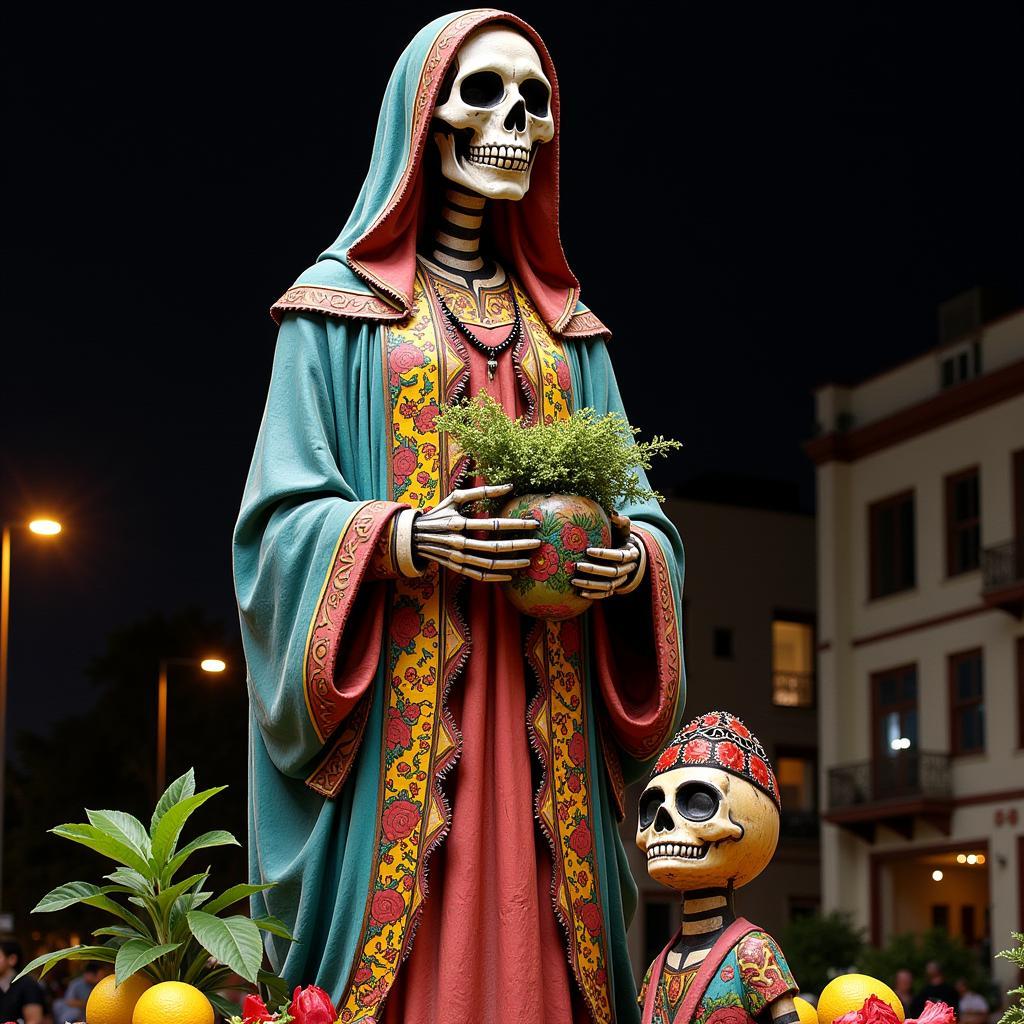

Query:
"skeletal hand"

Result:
[[413, 483, 540, 582], [570, 512, 645, 600]]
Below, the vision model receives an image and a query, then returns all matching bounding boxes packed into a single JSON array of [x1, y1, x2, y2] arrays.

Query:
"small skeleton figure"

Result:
[[636, 712, 801, 1024]]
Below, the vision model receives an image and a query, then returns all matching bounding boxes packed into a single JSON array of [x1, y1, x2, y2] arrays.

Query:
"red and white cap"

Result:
[[650, 711, 781, 811]]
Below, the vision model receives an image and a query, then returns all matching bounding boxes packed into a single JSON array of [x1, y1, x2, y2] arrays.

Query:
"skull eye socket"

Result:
[[676, 782, 720, 822], [520, 78, 550, 117], [460, 71, 504, 108], [638, 787, 665, 831]]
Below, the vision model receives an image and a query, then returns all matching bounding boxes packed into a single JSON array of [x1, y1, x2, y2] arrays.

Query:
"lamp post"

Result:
[[0, 517, 62, 916], [156, 656, 226, 794]]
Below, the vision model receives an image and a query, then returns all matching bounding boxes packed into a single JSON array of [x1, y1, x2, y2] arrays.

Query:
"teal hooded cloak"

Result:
[[233, 10, 686, 1023]]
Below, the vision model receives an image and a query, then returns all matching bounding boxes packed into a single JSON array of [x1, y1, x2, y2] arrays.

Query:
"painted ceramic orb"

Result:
[[499, 493, 612, 621]]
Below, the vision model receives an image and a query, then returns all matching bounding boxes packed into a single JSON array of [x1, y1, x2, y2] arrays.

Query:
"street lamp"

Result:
[[157, 656, 227, 793], [0, 517, 63, 915]]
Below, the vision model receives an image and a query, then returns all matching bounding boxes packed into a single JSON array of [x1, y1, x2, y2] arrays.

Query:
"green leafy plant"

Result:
[[996, 931, 1024, 1024], [780, 911, 864, 996], [434, 393, 681, 512], [15, 769, 291, 1019]]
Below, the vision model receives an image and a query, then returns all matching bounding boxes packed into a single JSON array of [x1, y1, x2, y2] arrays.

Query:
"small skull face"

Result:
[[635, 767, 779, 891], [432, 25, 555, 200]]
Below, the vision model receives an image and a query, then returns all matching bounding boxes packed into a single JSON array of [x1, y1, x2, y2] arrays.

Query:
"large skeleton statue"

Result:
[[234, 10, 685, 1024], [636, 713, 800, 1024]]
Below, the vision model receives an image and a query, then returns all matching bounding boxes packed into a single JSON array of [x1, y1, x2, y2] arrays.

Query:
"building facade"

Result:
[[621, 490, 819, 977], [808, 299, 1024, 993]]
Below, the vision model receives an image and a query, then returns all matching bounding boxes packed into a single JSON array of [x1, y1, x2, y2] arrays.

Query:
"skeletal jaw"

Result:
[[647, 842, 709, 862], [467, 143, 532, 172]]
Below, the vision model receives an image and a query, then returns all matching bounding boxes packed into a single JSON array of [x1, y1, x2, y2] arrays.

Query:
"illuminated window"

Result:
[[776, 754, 816, 813], [772, 618, 814, 707]]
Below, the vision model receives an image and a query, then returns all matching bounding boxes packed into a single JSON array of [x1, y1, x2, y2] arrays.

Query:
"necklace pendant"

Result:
[[487, 357, 498, 380]]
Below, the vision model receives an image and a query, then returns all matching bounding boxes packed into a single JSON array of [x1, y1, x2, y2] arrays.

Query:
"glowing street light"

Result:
[[0, 517, 63, 914], [932, 870, 944, 882], [156, 656, 228, 793]]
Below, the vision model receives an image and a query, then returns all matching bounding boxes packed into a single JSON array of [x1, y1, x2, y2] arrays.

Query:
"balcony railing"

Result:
[[981, 539, 1024, 616], [772, 670, 814, 707], [828, 750, 951, 811]]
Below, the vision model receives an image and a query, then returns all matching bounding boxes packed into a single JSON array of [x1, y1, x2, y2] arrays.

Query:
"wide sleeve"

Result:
[[232, 311, 406, 779], [737, 932, 799, 1016], [565, 337, 686, 782]]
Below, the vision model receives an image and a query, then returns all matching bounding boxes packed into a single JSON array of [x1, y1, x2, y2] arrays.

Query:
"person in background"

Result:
[[910, 961, 959, 1017], [54, 961, 105, 1024], [955, 977, 989, 1024], [894, 967, 915, 1014], [0, 939, 45, 1024]]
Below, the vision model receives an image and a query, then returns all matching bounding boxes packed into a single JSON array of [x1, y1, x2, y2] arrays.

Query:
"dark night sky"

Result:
[[2, 4, 1022, 737]]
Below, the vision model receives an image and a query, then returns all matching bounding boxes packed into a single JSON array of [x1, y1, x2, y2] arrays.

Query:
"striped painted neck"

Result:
[[675, 885, 736, 951], [424, 186, 499, 287]]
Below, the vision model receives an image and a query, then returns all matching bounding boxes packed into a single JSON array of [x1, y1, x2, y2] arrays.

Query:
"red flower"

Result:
[[681, 717, 702, 735], [390, 342, 425, 375], [910, 1002, 956, 1024], [569, 819, 592, 858], [528, 542, 560, 580], [568, 731, 586, 766], [399, 400, 417, 418], [682, 738, 712, 762], [654, 745, 681, 774], [578, 900, 602, 935], [289, 985, 337, 1024], [403, 702, 421, 723], [560, 619, 581, 656], [397, 762, 410, 776], [567, 772, 582, 793], [370, 887, 406, 925], [404, 666, 418, 683], [726, 715, 750, 738], [414, 400, 440, 433], [393, 446, 419, 483], [382, 798, 420, 841], [421, 442, 437, 458], [578, 869, 588, 886], [716, 740, 745, 771], [386, 708, 412, 749], [241, 993, 277, 1022], [560, 522, 589, 552], [403, 873, 415, 890], [416, 470, 431, 486], [719, 965, 734, 982], [422, 621, 438, 638], [391, 606, 420, 648], [555, 360, 571, 392], [702, 712, 721, 727], [749, 755, 771, 790], [352, 966, 373, 986], [704, 1009, 747, 1024]]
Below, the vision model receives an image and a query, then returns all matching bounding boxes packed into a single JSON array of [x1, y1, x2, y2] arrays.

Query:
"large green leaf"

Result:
[[14, 944, 115, 983], [114, 938, 180, 985], [186, 911, 263, 984], [92, 925, 147, 941], [87, 809, 152, 859], [156, 872, 208, 915], [151, 768, 196, 833], [33, 882, 119, 914], [165, 829, 238, 881], [79, 892, 153, 938], [150, 787, 227, 867], [257, 968, 291, 1008], [202, 882, 274, 917], [105, 868, 153, 896], [252, 915, 295, 941], [50, 823, 152, 876]]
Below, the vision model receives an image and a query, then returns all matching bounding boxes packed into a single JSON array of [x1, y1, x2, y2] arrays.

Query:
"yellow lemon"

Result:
[[85, 973, 153, 1024], [818, 974, 905, 1023], [131, 980, 214, 1024], [794, 995, 820, 1023]]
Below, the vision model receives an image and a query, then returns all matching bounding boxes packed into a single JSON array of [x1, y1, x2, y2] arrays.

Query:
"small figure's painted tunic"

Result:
[[637, 932, 798, 1024]]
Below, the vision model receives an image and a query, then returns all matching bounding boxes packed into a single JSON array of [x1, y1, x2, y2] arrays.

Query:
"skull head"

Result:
[[432, 25, 555, 201], [636, 766, 779, 891]]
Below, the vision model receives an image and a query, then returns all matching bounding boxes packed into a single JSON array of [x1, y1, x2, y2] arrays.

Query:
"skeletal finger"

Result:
[[470, 517, 540, 532], [571, 577, 618, 593], [420, 551, 512, 582], [417, 514, 471, 533], [447, 483, 514, 508], [420, 533, 541, 553], [584, 546, 639, 564], [580, 589, 614, 600], [573, 560, 633, 579], [418, 544, 532, 571]]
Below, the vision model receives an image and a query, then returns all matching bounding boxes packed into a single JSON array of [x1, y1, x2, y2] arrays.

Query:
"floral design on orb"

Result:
[[499, 493, 611, 621]]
